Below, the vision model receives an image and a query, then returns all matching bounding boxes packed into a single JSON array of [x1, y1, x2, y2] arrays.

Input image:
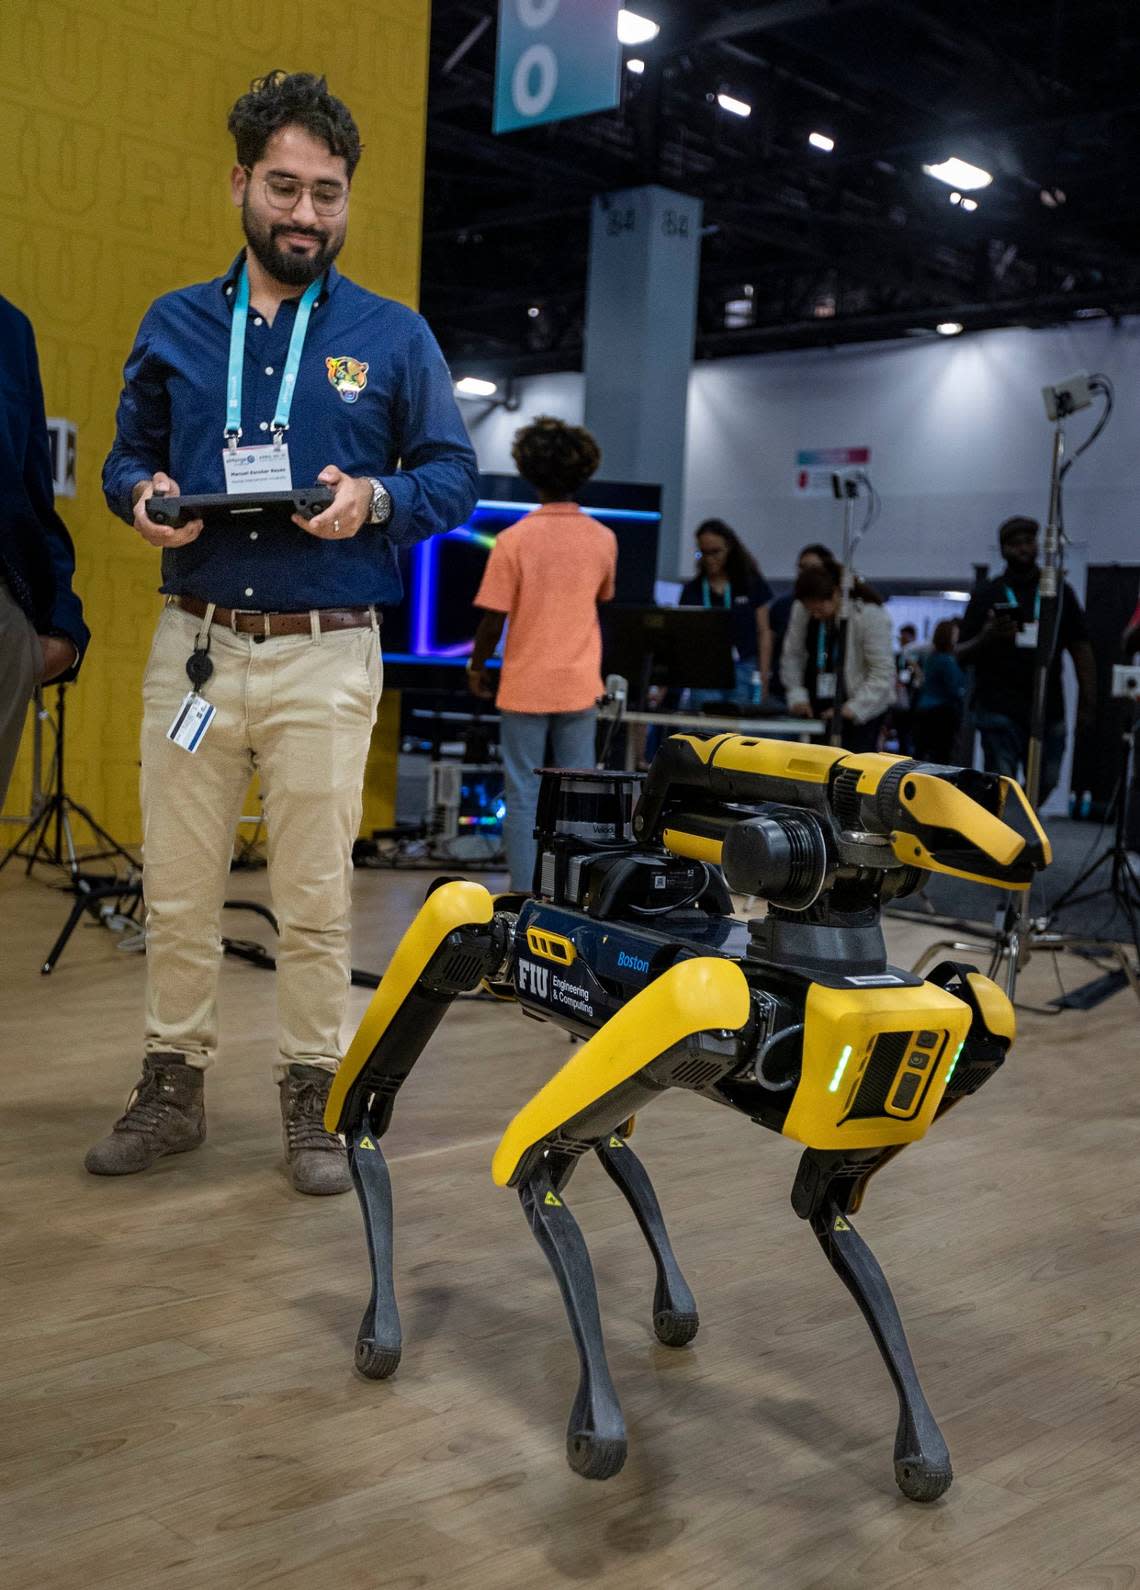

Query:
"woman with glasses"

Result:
[[678, 519, 772, 708]]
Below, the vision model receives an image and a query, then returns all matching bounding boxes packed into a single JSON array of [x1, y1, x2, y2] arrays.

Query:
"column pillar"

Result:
[[583, 185, 703, 578]]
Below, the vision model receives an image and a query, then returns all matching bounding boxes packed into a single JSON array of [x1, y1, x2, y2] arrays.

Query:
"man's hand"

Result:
[[840, 702, 857, 721], [983, 607, 1019, 644], [37, 635, 77, 682], [298, 466, 372, 539], [790, 699, 813, 718], [132, 473, 204, 548], [466, 665, 495, 701]]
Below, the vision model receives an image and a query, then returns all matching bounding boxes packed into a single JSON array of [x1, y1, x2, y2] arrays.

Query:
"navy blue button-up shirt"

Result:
[[0, 296, 88, 669], [102, 256, 479, 611]]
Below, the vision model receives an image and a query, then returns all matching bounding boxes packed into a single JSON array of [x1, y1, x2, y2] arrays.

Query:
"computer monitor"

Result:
[[601, 606, 736, 707], [381, 475, 661, 663]]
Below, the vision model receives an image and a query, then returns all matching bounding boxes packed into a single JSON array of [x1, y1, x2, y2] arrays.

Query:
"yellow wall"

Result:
[[1, 0, 429, 839]]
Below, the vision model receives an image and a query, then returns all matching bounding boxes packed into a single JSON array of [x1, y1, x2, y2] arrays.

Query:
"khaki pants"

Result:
[[140, 602, 382, 1079], [0, 576, 43, 810]]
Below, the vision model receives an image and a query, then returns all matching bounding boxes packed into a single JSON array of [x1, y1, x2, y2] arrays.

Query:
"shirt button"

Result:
[[265, 366, 274, 375], [249, 531, 259, 540], [259, 421, 269, 431], [244, 587, 254, 597], [253, 316, 263, 326]]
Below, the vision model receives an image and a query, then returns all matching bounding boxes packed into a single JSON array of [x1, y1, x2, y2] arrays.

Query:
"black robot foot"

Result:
[[653, 1308, 700, 1347], [354, 1337, 402, 1380], [894, 1456, 953, 1502], [566, 1430, 628, 1480]]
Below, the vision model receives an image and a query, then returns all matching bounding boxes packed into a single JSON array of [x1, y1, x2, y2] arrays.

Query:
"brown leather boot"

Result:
[[84, 1054, 206, 1175], [278, 1063, 352, 1196]]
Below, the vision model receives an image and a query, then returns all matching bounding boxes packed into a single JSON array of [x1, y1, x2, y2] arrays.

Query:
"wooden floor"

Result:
[[2, 861, 1140, 1590]]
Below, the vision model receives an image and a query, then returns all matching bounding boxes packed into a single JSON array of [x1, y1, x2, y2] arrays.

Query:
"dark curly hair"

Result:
[[227, 71, 362, 178], [512, 415, 601, 501]]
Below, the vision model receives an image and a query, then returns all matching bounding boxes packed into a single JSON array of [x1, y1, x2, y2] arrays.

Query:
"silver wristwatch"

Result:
[[367, 477, 393, 525]]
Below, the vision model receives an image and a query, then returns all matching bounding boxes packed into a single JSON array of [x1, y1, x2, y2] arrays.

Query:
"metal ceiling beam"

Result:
[[683, 0, 866, 49]]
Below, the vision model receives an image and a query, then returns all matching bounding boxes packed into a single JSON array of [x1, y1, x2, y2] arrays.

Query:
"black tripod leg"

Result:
[[811, 1201, 951, 1503], [595, 1135, 699, 1347], [520, 1163, 626, 1480], [39, 889, 96, 975], [347, 1115, 401, 1380]]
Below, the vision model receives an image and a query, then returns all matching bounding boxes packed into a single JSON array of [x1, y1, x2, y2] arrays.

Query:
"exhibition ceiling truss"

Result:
[[422, 0, 1140, 373]]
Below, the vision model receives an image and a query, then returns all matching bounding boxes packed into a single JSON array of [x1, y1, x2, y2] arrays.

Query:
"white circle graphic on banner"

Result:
[[517, 0, 560, 26], [513, 43, 558, 118]]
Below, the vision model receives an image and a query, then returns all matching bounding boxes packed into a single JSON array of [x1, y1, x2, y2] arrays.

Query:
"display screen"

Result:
[[382, 475, 661, 661]]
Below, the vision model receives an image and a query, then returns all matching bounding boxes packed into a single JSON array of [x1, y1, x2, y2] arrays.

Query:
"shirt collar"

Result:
[[219, 250, 339, 310]]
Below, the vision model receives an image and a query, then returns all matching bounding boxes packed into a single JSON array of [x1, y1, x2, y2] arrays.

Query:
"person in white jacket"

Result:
[[780, 564, 895, 752]]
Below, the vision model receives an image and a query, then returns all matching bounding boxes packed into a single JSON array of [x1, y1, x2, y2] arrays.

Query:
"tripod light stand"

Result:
[[912, 371, 1137, 1008], [0, 683, 143, 973]]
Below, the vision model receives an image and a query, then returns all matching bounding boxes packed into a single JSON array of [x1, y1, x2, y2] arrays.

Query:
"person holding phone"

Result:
[[956, 516, 1095, 805]]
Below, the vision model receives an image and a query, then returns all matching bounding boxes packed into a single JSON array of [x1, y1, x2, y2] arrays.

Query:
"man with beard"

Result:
[[956, 515, 1095, 807], [93, 72, 478, 1193]]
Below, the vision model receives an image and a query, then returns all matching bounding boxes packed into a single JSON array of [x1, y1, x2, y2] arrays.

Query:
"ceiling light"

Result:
[[923, 157, 992, 191], [936, 322, 964, 336], [948, 191, 962, 205], [625, 57, 645, 74], [455, 377, 497, 398], [808, 132, 835, 152], [617, 9, 659, 45], [960, 197, 978, 212], [527, 306, 540, 318], [717, 92, 751, 118]]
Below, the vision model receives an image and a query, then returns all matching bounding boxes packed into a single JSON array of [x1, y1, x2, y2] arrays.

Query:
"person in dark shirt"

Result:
[[766, 543, 837, 706], [913, 619, 965, 762], [679, 519, 772, 706], [0, 297, 89, 806], [86, 71, 478, 1194], [956, 515, 1095, 806]]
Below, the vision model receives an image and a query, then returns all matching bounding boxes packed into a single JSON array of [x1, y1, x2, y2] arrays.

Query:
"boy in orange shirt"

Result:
[[468, 416, 616, 890]]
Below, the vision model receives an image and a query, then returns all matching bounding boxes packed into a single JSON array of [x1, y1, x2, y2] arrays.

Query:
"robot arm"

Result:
[[634, 733, 1050, 893]]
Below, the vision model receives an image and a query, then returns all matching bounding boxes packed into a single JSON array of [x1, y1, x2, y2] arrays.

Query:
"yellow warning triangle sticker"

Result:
[[359, 1136, 377, 1151], [544, 1191, 563, 1207], [608, 1136, 624, 1149], [833, 1215, 850, 1231]]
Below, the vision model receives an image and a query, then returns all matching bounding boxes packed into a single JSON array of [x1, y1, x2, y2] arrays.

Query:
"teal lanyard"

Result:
[[1004, 583, 1041, 622], [225, 263, 321, 446], [701, 578, 732, 609], [816, 621, 834, 671]]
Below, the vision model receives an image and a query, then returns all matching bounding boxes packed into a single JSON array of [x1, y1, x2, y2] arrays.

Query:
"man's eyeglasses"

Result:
[[246, 168, 349, 217]]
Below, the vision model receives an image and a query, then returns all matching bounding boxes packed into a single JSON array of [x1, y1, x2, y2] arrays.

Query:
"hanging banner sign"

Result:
[[795, 446, 871, 496], [493, 0, 621, 135]]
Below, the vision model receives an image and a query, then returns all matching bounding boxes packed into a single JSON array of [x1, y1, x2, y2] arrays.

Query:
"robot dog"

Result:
[[325, 734, 1049, 1501]]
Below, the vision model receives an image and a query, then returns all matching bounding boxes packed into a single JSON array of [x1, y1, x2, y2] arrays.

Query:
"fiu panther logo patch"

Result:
[[326, 355, 369, 403]]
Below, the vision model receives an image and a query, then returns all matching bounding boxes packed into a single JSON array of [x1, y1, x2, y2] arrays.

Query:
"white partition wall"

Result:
[[466, 315, 1140, 584]]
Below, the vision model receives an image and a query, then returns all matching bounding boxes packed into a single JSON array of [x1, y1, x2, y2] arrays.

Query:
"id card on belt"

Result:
[[816, 671, 838, 700], [167, 692, 216, 753]]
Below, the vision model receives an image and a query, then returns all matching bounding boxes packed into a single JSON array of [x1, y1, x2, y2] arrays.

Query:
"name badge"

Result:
[[1015, 621, 1039, 649], [222, 443, 293, 494], [816, 671, 838, 700], [167, 691, 216, 752]]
